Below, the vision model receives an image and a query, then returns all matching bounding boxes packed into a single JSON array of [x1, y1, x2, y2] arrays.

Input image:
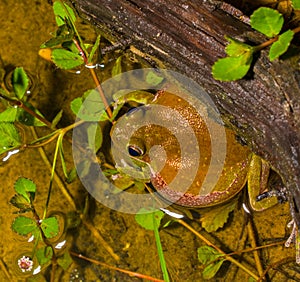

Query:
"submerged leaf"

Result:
[[36, 246, 53, 265], [250, 7, 283, 37], [203, 259, 224, 279], [198, 246, 225, 279], [10, 194, 32, 212], [200, 200, 237, 232], [12, 67, 29, 100], [269, 29, 294, 61], [57, 251, 73, 270]]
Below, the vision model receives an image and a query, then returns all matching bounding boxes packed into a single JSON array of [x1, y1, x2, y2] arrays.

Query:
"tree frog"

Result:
[[112, 89, 279, 211]]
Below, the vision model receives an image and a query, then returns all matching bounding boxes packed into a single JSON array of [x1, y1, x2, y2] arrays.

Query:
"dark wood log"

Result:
[[73, 0, 300, 226]]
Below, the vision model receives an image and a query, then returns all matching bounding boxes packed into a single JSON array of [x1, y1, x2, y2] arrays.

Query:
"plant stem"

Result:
[[70, 251, 165, 282], [0, 93, 52, 127], [73, 39, 113, 119], [43, 132, 64, 219], [254, 25, 300, 52], [152, 212, 170, 282]]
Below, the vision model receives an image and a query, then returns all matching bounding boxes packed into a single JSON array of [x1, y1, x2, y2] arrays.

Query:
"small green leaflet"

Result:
[[0, 107, 18, 122], [10, 194, 32, 212], [212, 54, 253, 81], [51, 48, 84, 70], [57, 252, 73, 270], [269, 29, 294, 61], [292, 0, 300, 9], [250, 7, 283, 38], [135, 208, 164, 230], [88, 35, 101, 64], [41, 216, 59, 239], [111, 56, 123, 80], [11, 216, 38, 235], [70, 89, 106, 121], [40, 25, 74, 48], [225, 36, 253, 57], [87, 123, 102, 153], [0, 122, 21, 155], [36, 246, 53, 265], [197, 246, 225, 279], [146, 70, 165, 86], [12, 67, 29, 100], [53, 1, 76, 27], [14, 177, 36, 203]]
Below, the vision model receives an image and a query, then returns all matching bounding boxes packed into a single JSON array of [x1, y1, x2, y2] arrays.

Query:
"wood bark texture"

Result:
[[73, 0, 300, 225]]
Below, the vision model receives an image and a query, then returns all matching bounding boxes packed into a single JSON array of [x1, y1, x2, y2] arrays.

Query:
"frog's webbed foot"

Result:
[[285, 220, 300, 264], [256, 186, 288, 204]]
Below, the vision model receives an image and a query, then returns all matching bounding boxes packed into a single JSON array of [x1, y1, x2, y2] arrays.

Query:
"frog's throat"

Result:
[[150, 171, 239, 208]]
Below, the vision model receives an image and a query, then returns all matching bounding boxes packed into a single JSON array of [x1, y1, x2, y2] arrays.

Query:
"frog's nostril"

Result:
[[128, 145, 144, 157]]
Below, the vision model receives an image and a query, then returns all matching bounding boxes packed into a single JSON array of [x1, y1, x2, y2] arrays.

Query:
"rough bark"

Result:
[[73, 0, 300, 225]]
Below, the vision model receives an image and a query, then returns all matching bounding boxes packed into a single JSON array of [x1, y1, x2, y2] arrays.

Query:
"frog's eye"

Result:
[[127, 144, 145, 157]]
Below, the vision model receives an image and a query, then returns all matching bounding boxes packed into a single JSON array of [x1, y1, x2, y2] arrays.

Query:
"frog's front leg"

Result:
[[247, 154, 278, 211]]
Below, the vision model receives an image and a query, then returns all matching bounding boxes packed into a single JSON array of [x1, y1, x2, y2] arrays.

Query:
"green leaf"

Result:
[[66, 167, 77, 183], [70, 89, 105, 121], [14, 177, 36, 203], [291, 0, 300, 10], [0, 122, 21, 155], [87, 123, 102, 153], [0, 107, 18, 122], [203, 259, 224, 279], [17, 102, 46, 126], [212, 53, 253, 81], [200, 200, 237, 232], [250, 7, 283, 37], [53, 1, 76, 27], [88, 35, 101, 64], [36, 246, 53, 265], [59, 142, 69, 180], [111, 55, 123, 80], [225, 36, 253, 57], [269, 29, 294, 61], [51, 48, 84, 70], [145, 70, 165, 86], [41, 216, 59, 239], [12, 67, 29, 100], [11, 216, 38, 235], [40, 24, 74, 48], [57, 251, 73, 270], [10, 194, 32, 212], [197, 246, 225, 279], [135, 208, 164, 230], [51, 109, 63, 129], [198, 246, 224, 264]]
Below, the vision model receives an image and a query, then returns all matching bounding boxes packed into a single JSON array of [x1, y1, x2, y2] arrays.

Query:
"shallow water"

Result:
[[0, 1, 299, 281]]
